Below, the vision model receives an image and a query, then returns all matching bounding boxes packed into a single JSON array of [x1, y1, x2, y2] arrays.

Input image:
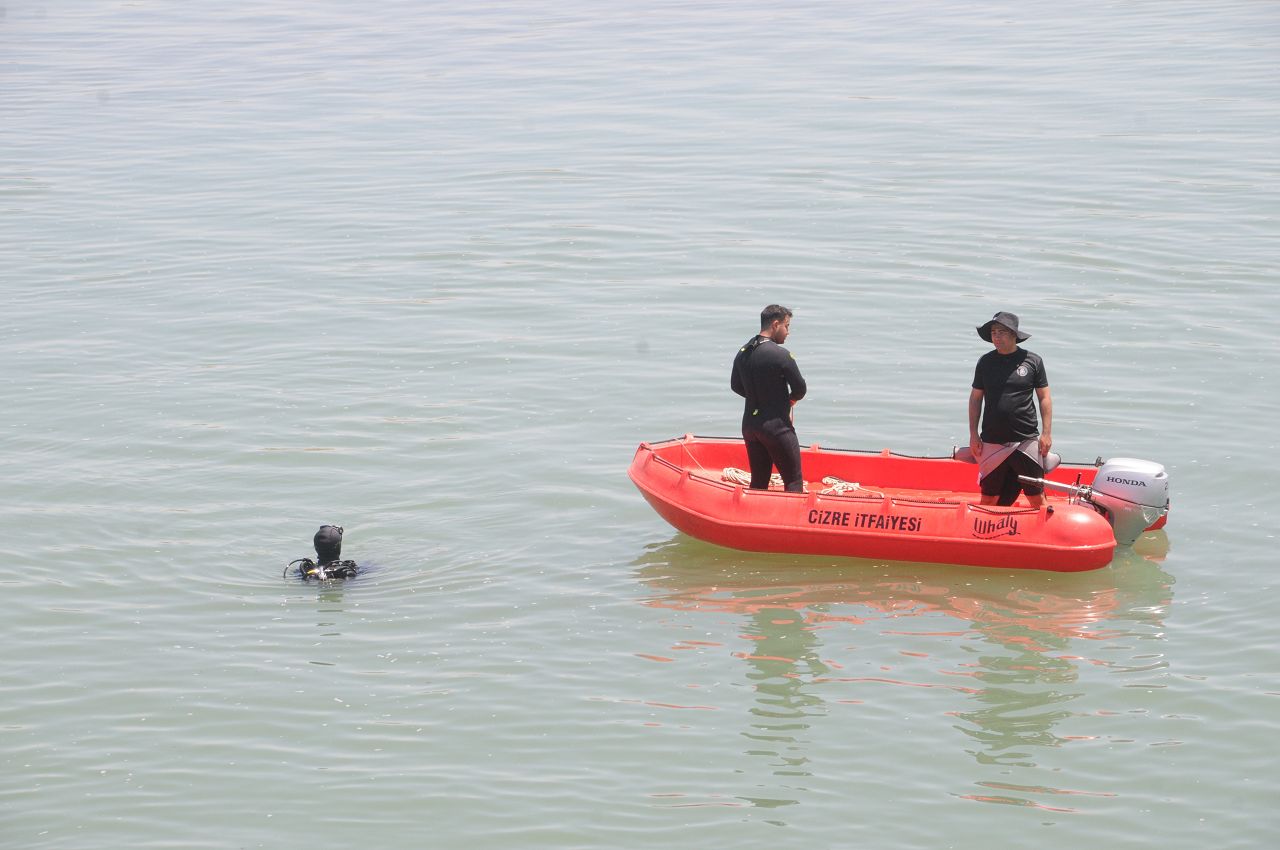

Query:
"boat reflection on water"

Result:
[[632, 532, 1173, 811], [734, 601, 829, 812]]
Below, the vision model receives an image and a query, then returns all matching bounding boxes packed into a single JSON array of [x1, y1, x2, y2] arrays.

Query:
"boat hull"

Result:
[[628, 435, 1121, 572]]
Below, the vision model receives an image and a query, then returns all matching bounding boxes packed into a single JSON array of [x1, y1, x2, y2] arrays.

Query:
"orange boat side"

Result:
[[628, 435, 1117, 571]]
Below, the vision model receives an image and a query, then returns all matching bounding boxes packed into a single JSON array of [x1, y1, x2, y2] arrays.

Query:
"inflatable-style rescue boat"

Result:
[[628, 435, 1169, 572]]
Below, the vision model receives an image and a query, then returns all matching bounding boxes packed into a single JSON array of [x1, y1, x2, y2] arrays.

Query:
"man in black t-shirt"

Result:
[[731, 304, 807, 492], [967, 311, 1054, 506]]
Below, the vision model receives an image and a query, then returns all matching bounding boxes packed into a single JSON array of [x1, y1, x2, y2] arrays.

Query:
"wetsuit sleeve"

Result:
[[784, 351, 806, 401], [731, 349, 747, 398]]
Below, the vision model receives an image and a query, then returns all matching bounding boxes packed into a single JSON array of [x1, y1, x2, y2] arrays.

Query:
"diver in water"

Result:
[[287, 524, 359, 580]]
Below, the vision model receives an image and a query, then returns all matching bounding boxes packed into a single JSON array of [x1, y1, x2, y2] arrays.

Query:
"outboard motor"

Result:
[[1090, 458, 1170, 545], [1020, 458, 1169, 546]]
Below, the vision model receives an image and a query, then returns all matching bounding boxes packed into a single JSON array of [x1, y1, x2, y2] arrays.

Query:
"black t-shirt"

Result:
[[972, 348, 1048, 443], [731, 336, 807, 423]]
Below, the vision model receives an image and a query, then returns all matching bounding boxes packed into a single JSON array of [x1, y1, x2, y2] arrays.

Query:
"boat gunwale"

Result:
[[640, 434, 1104, 469]]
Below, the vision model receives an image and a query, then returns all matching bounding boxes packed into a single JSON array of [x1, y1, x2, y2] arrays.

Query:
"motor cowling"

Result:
[[1087, 458, 1169, 546]]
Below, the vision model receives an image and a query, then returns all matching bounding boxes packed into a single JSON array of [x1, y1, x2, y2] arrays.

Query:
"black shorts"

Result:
[[980, 450, 1044, 505]]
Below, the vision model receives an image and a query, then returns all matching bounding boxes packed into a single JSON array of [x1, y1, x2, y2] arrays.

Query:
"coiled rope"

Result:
[[720, 468, 883, 498]]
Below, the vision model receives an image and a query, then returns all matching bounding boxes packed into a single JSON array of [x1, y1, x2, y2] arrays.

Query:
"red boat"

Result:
[[628, 435, 1169, 572]]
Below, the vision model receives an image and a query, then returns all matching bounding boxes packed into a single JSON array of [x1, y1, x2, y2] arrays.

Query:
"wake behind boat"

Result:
[[628, 435, 1168, 572]]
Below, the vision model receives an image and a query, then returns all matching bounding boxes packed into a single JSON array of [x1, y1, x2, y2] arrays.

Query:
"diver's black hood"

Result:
[[313, 525, 343, 564]]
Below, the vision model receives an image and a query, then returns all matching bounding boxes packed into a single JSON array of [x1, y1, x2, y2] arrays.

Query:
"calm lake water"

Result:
[[4, 1, 1278, 848]]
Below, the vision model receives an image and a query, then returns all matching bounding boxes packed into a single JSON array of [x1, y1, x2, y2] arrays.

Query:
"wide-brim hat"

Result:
[[977, 311, 1030, 342]]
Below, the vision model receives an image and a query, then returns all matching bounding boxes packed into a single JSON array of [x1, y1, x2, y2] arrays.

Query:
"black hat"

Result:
[[977, 311, 1030, 342]]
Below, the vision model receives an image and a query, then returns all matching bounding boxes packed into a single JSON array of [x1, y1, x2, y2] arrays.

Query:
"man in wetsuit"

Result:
[[731, 304, 808, 492], [968, 311, 1053, 506], [289, 524, 359, 579]]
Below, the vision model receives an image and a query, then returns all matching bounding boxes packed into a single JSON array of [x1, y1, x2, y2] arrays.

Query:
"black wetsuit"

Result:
[[290, 558, 358, 580], [731, 336, 807, 492]]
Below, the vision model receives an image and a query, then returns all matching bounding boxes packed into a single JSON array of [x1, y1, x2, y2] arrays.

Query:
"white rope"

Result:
[[721, 467, 784, 487], [818, 476, 884, 498], [721, 468, 883, 498]]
